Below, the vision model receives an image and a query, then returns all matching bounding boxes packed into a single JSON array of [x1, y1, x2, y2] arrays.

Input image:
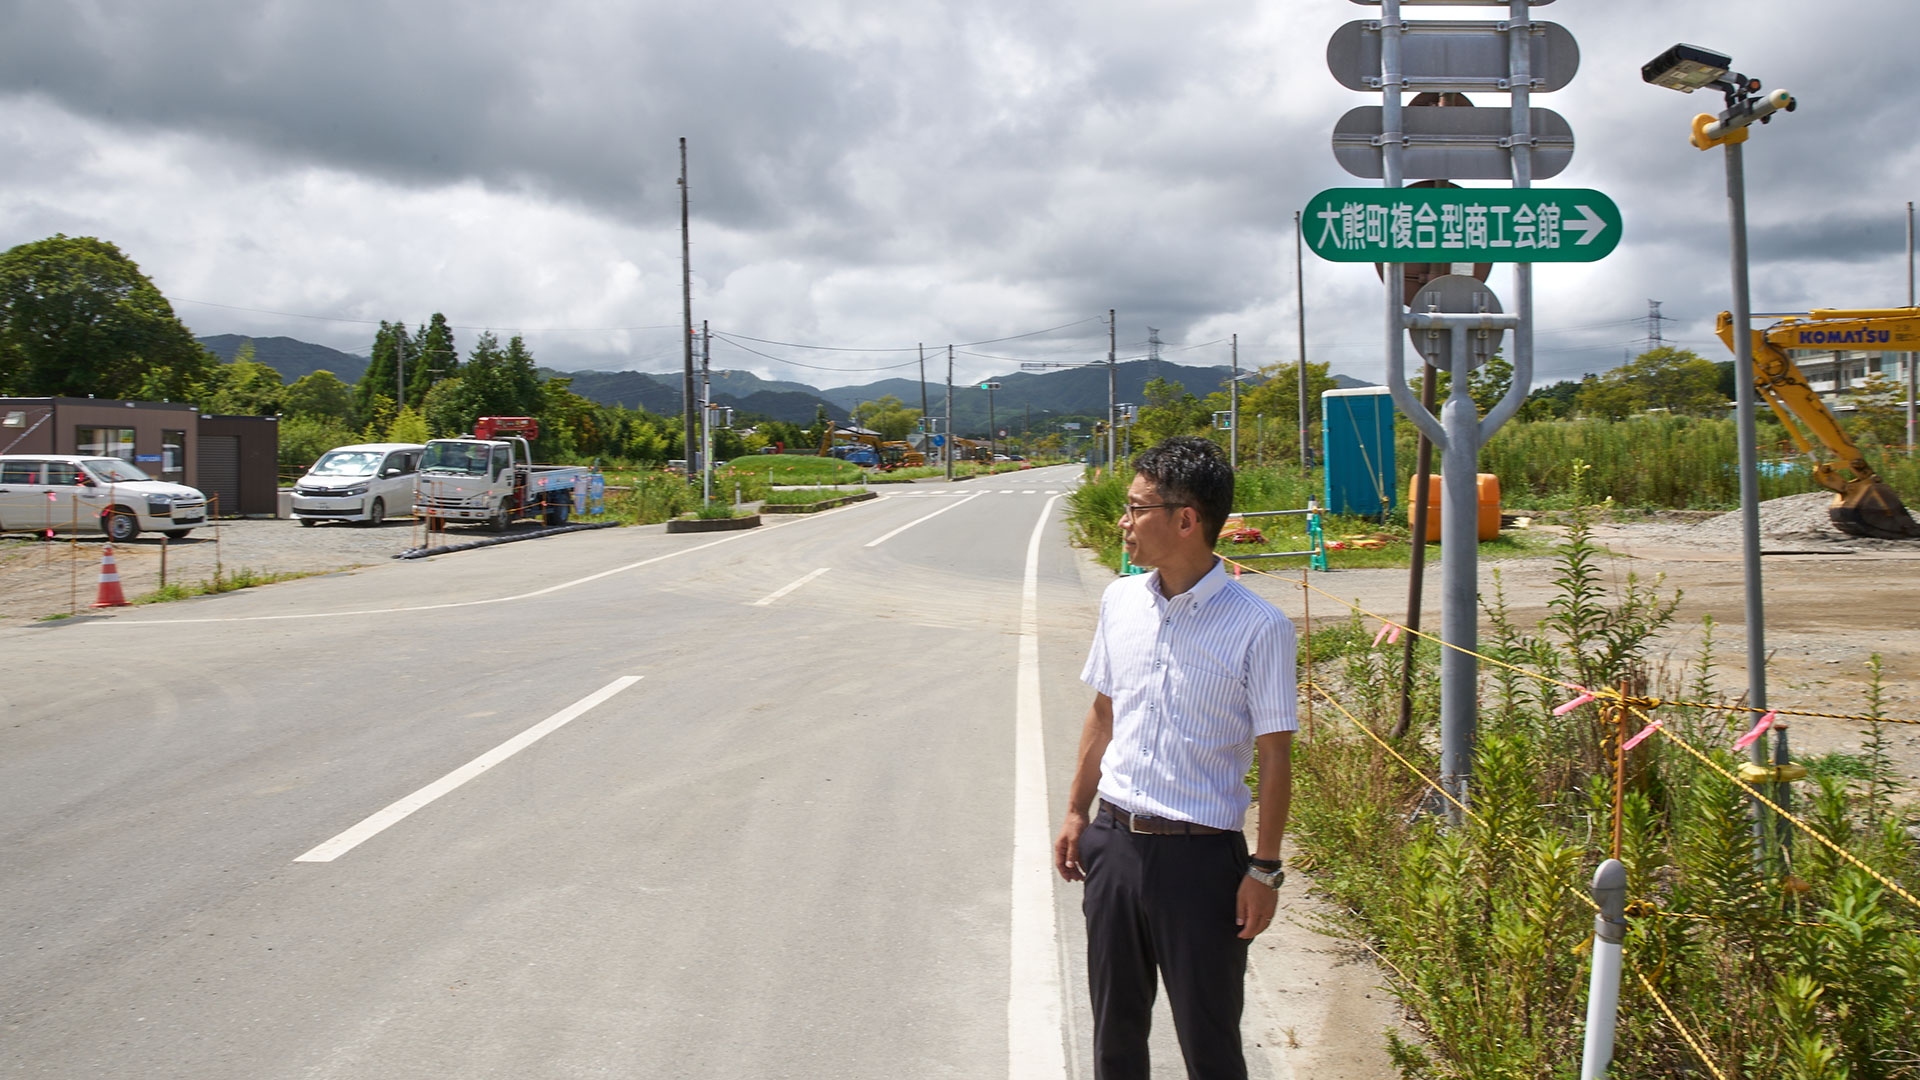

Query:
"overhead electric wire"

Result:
[[166, 296, 683, 334], [709, 333, 922, 373]]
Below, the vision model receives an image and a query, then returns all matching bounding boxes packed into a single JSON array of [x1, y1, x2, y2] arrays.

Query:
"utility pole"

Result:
[[1107, 310, 1117, 470], [1296, 210, 1312, 474], [679, 137, 697, 484], [1230, 334, 1240, 468], [701, 321, 712, 504], [918, 343, 930, 459], [1908, 201, 1915, 456], [946, 345, 955, 482]]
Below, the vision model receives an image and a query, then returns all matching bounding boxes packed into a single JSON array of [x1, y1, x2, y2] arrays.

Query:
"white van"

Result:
[[0, 455, 208, 541], [290, 443, 424, 526]]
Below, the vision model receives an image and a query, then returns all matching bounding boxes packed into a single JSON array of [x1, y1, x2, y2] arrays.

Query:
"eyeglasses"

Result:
[[1121, 502, 1185, 518]]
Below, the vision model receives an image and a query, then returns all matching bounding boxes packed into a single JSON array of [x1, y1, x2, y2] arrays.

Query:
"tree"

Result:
[[1407, 352, 1511, 415], [1518, 378, 1580, 421], [461, 332, 513, 418], [503, 335, 542, 416], [203, 341, 286, 415], [851, 394, 922, 442], [1234, 361, 1342, 463], [1132, 376, 1209, 447], [1576, 346, 1724, 418], [354, 321, 411, 424], [1842, 371, 1909, 449], [386, 405, 429, 444], [421, 377, 469, 438], [0, 234, 216, 399], [411, 313, 460, 408], [283, 370, 354, 422]]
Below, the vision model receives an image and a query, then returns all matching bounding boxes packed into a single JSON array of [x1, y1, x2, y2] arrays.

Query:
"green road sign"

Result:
[[1304, 186, 1621, 263]]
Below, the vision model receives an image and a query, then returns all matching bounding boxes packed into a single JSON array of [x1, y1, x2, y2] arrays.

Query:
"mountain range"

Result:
[[200, 334, 1370, 433]]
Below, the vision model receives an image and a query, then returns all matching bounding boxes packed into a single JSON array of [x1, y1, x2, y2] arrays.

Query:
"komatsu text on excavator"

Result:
[[1716, 307, 1920, 539]]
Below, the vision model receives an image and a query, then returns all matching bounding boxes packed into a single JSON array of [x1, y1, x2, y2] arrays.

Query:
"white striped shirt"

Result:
[[1081, 558, 1298, 831]]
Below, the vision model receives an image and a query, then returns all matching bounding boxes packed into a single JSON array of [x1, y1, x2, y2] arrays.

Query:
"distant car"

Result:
[[0, 454, 207, 541], [290, 443, 424, 527]]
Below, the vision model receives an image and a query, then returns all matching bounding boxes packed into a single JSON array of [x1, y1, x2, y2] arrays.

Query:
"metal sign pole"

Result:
[[1330, 0, 1565, 819]]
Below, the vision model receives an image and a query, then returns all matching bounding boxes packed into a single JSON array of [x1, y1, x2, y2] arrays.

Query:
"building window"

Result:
[[162, 430, 186, 475], [76, 426, 136, 463]]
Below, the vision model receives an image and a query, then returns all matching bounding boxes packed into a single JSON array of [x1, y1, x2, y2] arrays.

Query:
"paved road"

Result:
[[0, 464, 1358, 1078]]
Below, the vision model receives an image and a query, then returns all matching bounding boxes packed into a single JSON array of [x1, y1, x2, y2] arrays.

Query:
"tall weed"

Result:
[[1292, 461, 1918, 1078]]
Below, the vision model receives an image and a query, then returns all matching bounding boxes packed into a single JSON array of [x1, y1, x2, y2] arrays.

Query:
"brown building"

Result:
[[0, 397, 280, 517]]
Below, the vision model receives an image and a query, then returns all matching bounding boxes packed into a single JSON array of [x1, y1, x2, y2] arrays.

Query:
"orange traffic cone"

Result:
[[91, 544, 130, 608]]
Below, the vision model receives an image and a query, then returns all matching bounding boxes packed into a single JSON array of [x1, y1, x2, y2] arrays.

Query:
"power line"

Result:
[[167, 296, 683, 334], [709, 333, 923, 373]]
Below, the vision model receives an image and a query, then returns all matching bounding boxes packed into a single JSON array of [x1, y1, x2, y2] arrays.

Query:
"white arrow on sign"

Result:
[[1567, 204, 1608, 245]]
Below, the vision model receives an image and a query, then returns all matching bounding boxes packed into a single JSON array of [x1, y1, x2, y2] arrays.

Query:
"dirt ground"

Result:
[[1266, 492, 1920, 789], [0, 516, 458, 622]]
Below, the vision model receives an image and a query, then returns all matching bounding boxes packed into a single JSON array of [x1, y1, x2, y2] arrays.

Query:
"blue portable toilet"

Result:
[[1322, 386, 1395, 519]]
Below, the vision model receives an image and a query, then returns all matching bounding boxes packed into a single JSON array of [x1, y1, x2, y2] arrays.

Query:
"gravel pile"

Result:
[[1614, 492, 1920, 551]]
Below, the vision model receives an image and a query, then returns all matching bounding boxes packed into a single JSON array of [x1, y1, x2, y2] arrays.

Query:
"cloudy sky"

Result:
[[4, 0, 1916, 393]]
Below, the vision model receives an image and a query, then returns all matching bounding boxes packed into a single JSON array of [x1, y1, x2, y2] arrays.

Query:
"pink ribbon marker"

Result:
[[1733, 710, 1778, 752], [1620, 718, 1665, 753], [1553, 687, 1596, 716], [1372, 623, 1391, 647]]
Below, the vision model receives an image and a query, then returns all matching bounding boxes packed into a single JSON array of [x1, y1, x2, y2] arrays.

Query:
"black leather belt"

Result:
[[1100, 798, 1229, 836]]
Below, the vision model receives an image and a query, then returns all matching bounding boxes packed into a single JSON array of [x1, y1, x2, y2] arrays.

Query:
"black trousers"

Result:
[[1080, 808, 1251, 1080]]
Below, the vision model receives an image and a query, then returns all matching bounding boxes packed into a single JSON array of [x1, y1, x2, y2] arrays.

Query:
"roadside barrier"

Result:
[[1223, 554, 1919, 1079]]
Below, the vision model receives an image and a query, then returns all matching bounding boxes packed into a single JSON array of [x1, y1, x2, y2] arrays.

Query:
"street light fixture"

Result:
[[1646, 43, 1798, 842], [1640, 43, 1731, 93]]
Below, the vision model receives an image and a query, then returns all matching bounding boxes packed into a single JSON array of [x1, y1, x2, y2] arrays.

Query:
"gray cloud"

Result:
[[1, 0, 1916, 392]]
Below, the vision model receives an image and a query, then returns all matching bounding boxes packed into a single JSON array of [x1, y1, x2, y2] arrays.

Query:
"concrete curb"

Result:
[[664, 513, 762, 534], [758, 491, 880, 515]]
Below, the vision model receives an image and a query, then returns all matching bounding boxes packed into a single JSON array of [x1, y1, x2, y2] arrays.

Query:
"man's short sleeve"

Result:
[[1245, 612, 1299, 735], [1081, 591, 1113, 696]]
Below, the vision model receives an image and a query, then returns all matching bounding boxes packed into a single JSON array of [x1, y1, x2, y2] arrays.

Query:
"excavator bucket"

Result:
[[1831, 478, 1920, 540]]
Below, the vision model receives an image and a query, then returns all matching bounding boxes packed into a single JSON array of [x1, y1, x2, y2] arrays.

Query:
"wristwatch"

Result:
[[1247, 858, 1285, 889]]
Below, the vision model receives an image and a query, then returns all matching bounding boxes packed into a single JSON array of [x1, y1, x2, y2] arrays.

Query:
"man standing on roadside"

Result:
[[1054, 436, 1297, 1080]]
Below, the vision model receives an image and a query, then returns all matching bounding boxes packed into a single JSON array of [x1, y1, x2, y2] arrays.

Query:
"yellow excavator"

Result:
[[1715, 307, 1920, 539]]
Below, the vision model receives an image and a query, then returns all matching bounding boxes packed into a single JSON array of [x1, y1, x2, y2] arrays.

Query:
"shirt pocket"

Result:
[[1169, 655, 1243, 722]]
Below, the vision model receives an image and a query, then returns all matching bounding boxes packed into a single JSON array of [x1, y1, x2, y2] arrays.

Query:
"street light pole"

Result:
[[1645, 43, 1797, 849]]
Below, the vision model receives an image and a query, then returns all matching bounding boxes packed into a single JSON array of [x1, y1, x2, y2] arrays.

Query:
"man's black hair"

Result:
[[1132, 436, 1234, 544]]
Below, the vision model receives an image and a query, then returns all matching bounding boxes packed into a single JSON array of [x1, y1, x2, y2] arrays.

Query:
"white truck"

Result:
[[412, 417, 591, 531]]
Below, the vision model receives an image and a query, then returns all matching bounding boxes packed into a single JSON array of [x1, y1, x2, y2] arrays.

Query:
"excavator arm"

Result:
[[1715, 308, 1920, 539]]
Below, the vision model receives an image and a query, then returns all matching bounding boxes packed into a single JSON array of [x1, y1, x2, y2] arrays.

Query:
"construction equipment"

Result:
[[1715, 307, 1920, 539], [818, 426, 927, 470], [880, 441, 926, 468], [949, 436, 993, 463]]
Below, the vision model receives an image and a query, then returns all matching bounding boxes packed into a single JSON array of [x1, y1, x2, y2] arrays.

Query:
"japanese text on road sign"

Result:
[[1304, 187, 1620, 263]]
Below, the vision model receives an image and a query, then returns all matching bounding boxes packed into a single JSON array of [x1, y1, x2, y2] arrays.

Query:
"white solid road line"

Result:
[[1009, 493, 1067, 1078], [863, 491, 983, 548], [751, 567, 830, 607], [293, 676, 644, 863]]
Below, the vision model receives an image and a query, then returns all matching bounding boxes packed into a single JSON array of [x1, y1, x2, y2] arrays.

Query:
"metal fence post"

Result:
[[1581, 859, 1628, 1079]]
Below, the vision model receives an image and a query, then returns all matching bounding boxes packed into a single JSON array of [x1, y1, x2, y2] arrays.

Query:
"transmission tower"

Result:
[[1646, 300, 1674, 351], [1147, 326, 1163, 383]]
